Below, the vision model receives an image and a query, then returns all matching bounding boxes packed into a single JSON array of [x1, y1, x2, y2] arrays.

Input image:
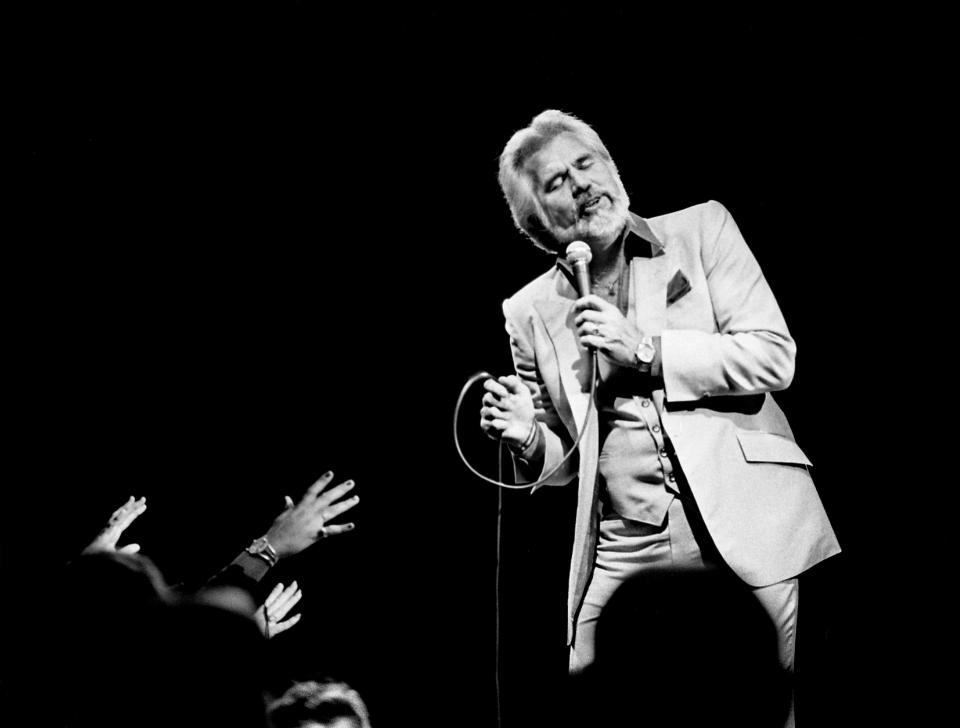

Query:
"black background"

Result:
[[7, 6, 934, 727]]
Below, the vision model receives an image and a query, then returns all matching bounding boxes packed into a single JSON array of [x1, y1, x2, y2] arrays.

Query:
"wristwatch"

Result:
[[246, 536, 279, 567], [634, 335, 656, 372]]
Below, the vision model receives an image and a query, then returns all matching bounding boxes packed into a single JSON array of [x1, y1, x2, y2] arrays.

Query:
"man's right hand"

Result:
[[480, 375, 536, 448]]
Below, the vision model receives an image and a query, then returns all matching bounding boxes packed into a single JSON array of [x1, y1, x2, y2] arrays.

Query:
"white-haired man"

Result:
[[480, 110, 840, 725]]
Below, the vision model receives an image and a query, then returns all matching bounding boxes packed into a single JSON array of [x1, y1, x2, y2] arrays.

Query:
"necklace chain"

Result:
[[592, 269, 623, 294]]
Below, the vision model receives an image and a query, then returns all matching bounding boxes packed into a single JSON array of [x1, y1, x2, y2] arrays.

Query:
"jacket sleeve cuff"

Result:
[[205, 551, 272, 591]]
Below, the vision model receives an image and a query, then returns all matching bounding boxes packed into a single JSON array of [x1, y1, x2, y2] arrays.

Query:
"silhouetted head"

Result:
[[578, 566, 790, 727], [268, 679, 372, 728], [144, 600, 270, 727], [58, 551, 172, 679], [63, 550, 171, 607], [56, 554, 269, 727]]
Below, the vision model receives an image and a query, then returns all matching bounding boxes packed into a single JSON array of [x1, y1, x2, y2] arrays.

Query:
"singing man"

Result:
[[480, 110, 840, 725]]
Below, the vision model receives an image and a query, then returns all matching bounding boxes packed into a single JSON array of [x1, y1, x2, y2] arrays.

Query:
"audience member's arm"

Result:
[[254, 581, 303, 638], [209, 471, 359, 587], [82, 496, 147, 555]]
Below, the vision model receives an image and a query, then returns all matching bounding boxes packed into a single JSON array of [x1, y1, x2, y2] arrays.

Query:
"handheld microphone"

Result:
[[566, 241, 599, 359], [565, 241, 592, 297]]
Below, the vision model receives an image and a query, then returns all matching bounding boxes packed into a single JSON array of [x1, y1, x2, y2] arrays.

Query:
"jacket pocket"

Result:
[[736, 430, 812, 466]]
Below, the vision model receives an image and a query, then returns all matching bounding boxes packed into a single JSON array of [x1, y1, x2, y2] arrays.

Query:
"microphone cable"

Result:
[[451, 351, 598, 491], [453, 239, 597, 491], [452, 350, 599, 728]]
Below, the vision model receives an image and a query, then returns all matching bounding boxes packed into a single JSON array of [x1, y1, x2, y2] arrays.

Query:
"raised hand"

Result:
[[254, 581, 303, 638], [264, 473, 358, 559], [83, 496, 148, 555]]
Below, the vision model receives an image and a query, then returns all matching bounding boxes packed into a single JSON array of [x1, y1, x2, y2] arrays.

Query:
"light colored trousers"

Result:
[[569, 496, 798, 727]]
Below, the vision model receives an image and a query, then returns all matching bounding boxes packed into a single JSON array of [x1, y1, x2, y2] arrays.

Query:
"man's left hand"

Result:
[[574, 295, 641, 368]]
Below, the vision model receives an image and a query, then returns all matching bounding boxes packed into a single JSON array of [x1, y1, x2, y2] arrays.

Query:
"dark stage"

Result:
[[7, 7, 926, 727]]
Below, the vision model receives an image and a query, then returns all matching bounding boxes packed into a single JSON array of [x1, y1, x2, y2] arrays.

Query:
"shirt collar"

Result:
[[623, 212, 665, 259]]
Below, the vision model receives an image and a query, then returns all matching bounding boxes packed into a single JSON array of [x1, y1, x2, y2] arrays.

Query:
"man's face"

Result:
[[527, 132, 629, 249]]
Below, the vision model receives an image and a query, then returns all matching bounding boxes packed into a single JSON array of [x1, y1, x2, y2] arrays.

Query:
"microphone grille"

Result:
[[565, 241, 592, 264]]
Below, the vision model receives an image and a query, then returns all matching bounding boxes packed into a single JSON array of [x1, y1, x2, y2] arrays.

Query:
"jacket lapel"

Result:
[[533, 288, 592, 438], [626, 213, 670, 335], [630, 253, 670, 335]]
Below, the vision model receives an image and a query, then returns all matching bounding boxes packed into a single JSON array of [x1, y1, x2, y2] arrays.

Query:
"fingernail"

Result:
[[324, 470, 333, 478], [347, 523, 356, 530]]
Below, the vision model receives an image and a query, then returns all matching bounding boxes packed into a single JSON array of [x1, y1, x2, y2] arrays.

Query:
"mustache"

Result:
[[577, 192, 611, 216]]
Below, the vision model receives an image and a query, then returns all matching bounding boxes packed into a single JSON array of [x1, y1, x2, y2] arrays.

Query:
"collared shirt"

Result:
[[558, 216, 678, 526]]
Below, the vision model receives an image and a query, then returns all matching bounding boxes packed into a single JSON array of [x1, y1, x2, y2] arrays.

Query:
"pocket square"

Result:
[[666, 270, 692, 305]]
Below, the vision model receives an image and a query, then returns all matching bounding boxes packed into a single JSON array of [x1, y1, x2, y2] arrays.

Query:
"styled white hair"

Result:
[[498, 109, 622, 252]]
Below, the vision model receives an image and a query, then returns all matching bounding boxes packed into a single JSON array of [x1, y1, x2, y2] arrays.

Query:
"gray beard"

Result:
[[551, 201, 630, 249], [581, 204, 629, 242]]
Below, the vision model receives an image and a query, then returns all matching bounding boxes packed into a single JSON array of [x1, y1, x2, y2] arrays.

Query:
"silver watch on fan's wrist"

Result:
[[634, 335, 655, 372], [246, 536, 279, 566]]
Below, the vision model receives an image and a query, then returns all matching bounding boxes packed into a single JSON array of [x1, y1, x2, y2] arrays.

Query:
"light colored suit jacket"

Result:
[[502, 201, 840, 645]]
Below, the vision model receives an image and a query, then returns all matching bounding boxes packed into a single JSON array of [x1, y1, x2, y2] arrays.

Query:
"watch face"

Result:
[[637, 342, 655, 364]]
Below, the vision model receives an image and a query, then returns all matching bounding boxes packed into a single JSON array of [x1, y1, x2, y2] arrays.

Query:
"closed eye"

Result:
[[546, 174, 565, 192]]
